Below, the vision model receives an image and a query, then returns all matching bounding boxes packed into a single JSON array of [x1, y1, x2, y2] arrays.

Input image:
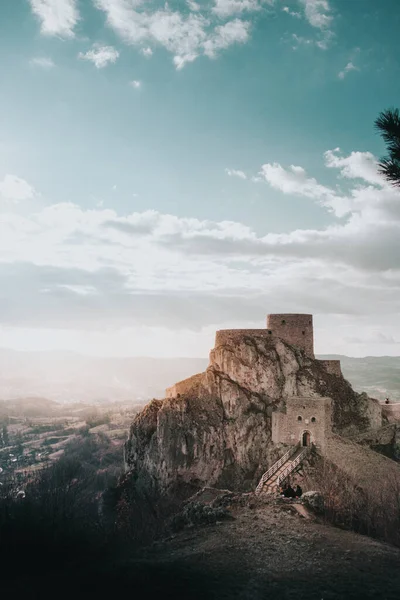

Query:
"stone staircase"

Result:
[[255, 443, 310, 495]]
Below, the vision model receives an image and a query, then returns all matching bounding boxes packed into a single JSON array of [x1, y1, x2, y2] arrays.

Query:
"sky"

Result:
[[0, 0, 400, 359]]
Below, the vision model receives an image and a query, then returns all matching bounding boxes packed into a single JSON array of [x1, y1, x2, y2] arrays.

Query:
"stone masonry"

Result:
[[271, 396, 333, 452], [266, 314, 315, 358]]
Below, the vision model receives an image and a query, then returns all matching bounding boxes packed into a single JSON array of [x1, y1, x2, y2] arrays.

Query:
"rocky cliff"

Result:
[[125, 331, 382, 496]]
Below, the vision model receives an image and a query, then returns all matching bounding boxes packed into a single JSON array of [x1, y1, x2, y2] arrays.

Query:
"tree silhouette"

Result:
[[375, 108, 400, 186]]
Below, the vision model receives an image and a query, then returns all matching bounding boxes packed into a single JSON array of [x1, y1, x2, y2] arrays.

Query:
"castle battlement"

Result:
[[213, 314, 315, 358], [165, 314, 349, 406]]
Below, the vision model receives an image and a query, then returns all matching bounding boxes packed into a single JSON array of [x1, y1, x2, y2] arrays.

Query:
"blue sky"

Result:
[[1, 0, 400, 358]]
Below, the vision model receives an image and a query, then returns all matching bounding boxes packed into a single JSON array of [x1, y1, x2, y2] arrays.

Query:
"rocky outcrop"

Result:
[[125, 331, 382, 497], [352, 423, 400, 461]]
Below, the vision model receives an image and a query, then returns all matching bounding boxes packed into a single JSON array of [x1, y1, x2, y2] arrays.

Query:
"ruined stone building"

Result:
[[271, 396, 332, 453], [126, 313, 384, 495], [166, 314, 354, 453]]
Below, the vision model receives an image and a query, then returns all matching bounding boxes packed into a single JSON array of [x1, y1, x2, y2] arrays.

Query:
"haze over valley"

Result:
[[1, 348, 400, 404]]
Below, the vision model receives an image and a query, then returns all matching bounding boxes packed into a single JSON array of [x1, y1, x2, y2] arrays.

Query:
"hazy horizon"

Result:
[[1, 1, 400, 359], [2, 345, 400, 360], [1, 347, 400, 404]]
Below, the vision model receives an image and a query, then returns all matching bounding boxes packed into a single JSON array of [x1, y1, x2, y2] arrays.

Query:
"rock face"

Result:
[[125, 326, 382, 497]]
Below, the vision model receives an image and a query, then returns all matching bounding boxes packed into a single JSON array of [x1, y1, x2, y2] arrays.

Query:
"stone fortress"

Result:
[[166, 314, 351, 453], [166, 314, 343, 399], [126, 312, 391, 496]]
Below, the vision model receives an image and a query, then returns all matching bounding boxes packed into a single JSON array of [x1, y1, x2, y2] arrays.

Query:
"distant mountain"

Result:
[[0, 349, 399, 404], [317, 355, 400, 402], [0, 349, 207, 404]]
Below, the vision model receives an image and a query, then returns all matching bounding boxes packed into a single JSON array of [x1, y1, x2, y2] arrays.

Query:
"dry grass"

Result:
[[304, 450, 400, 547]]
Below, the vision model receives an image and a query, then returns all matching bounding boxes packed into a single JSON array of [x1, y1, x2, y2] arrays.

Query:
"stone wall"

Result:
[[266, 314, 314, 358], [318, 360, 342, 377], [214, 329, 272, 348], [272, 396, 332, 452], [166, 372, 204, 398]]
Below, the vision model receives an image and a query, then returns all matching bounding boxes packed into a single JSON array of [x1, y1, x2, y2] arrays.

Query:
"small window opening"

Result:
[[268, 330, 272, 334], [302, 330, 305, 335], [311, 417, 316, 423], [297, 416, 302, 422], [281, 319, 286, 325]]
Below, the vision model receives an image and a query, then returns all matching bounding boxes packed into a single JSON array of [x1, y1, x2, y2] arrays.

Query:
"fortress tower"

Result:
[[166, 312, 345, 399], [266, 314, 314, 358]]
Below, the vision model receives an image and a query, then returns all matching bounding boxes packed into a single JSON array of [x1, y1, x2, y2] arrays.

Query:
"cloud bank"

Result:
[[1, 148, 400, 341]]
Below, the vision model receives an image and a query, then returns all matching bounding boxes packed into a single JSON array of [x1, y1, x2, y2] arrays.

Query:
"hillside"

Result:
[[134, 495, 400, 600], [319, 354, 400, 401], [5, 492, 400, 600]]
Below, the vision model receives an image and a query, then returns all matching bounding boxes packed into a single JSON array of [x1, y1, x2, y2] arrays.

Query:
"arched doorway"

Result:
[[302, 431, 311, 447]]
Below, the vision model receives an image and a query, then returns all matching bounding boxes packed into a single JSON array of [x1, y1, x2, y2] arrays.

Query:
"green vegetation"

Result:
[[375, 107, 400, 186]]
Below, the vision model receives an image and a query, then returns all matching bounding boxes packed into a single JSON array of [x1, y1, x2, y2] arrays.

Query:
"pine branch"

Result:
[[375, 107, 400, 186], [375, 108, 400, 147], [378, 158, 400, 187]]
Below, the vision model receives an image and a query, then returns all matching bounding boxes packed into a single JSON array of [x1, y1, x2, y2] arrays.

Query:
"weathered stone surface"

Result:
[[125, 332, 382, 497]]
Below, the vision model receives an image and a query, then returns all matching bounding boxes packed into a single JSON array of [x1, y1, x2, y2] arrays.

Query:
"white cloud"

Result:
[[299, 0, 332, 29], [291, 33, 313, 48], [187, 0, 201, 10], [212, 0, 265, 18], [29, 56, 55, 68], [78, 44, 120, 68], [282, 6, 301, 17], [324, 148, 382, 186], [259, 149, 399, 224], [94, 0, 254, 68], [286, 0, 333, 50], [0, 174, 37, 203], [286, 29, 332, 51], [203, 18, 250, 57], [28, 0, 79, 38], [2, 147, 400, 356], [338, 61, 359, 80], [130, 80, 142, 88], [225, 168, 247, 179], [204, 20, 250, 57], [140, 46, 153, 57], [315, 31, 333, 50], [259, 162, 351, 216]]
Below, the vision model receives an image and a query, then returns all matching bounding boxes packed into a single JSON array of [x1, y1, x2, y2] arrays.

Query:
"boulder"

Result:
[[301, 491, 324, 513]]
